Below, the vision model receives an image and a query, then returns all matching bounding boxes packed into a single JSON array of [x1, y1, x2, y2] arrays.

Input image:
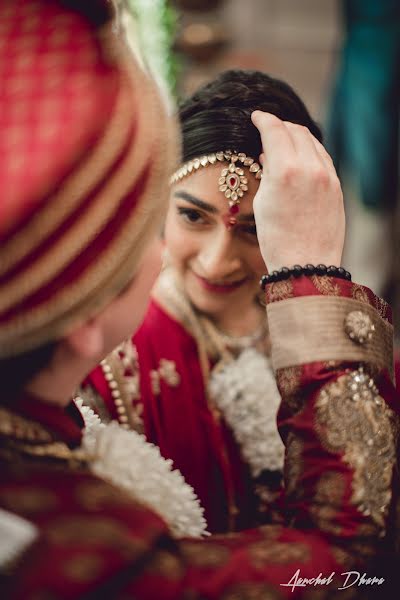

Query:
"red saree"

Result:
[[85, 286, 277, 533], [83, 274, 281, 533]]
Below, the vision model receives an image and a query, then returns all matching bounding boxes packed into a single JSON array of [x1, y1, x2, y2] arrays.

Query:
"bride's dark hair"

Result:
[[179, 69, 322, 162]]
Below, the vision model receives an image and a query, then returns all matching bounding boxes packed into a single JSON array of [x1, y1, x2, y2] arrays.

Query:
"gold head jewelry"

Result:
[[170, 151, 262, 228]]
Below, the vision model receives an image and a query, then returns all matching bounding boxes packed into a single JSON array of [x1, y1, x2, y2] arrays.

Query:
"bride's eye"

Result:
[[177, 206, 205, 224]]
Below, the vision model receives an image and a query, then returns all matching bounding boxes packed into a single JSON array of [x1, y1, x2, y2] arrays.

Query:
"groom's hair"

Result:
[[179, 69, 322, 163]]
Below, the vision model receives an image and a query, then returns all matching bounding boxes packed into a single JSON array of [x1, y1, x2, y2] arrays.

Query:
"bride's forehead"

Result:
[[171, 164, 259, 212]]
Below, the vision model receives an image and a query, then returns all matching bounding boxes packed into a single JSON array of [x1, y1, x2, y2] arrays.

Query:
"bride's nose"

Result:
[[197, 228, 241, 279]]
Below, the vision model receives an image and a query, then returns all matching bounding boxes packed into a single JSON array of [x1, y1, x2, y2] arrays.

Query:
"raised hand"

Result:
[[251, 111, 345, 273]]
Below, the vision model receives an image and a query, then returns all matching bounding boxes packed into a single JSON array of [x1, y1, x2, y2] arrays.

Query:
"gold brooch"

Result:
[[344, 310, 376, 345]]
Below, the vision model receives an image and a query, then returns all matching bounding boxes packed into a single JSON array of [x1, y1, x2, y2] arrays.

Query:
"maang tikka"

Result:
[[170, 150, 262, 229]]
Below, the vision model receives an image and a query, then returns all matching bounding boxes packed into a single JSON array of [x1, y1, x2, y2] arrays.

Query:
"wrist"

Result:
[[260, 264, 351, 290]]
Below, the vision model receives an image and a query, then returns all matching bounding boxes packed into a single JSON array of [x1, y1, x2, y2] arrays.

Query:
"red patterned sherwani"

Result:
[[1, 275, 398, 599]]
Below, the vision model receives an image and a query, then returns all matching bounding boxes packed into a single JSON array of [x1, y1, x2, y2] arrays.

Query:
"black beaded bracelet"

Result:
[[260, 264, 351, 290]]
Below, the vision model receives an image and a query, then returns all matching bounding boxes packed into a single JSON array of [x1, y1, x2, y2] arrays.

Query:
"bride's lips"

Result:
[[192, 272, 248, 294]]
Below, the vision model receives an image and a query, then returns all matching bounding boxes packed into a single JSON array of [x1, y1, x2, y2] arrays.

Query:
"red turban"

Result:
[[0, 0, 176, 358]]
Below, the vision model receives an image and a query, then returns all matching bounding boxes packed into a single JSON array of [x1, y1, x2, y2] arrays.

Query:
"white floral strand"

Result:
[[75, 400, 208, 539], [209, 348, 284, 477]]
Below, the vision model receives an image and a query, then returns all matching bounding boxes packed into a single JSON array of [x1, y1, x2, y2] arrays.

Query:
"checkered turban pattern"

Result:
[[0, 0, 176, 358]]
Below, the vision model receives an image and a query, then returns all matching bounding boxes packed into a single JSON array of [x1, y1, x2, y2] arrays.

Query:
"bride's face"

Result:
[[164, 163, 266, 318]]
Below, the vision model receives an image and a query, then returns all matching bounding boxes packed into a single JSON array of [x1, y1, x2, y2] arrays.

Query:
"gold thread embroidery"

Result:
[[0, 407, 52, 443], [248, 539, 310, 567], [0, 438, 89, 465], [143, 550, 185, 580], [62, 554, 104, 583], [266, 280, 294, 303], [276, 367, 304, 417], [158, 359, 181, 387], [311, 275, 340, 296], [324, 360, 340, 370], [180, 541, 230, 568], [150, 359, 181, 395], [0, 488, 58, 513], [0, 406, 89, 465], [284, 433, 304, 496], [375, 295, 390, 321], [315, 369, 397, 530], [309, 471, 345, 536], [150, 370, 161, 395], [74, 481, 134, 511], [276, 366, 302, 397], [257, 524, 284, 539], [221, 582, 283, 600], [331, 545, 354, 569], [351, 284, 370, 306], [46, 516, 145, 550]]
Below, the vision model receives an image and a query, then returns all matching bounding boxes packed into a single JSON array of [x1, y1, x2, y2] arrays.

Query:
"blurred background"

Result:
[[173, 0, 338, 120], [123, 0, 400, 327]]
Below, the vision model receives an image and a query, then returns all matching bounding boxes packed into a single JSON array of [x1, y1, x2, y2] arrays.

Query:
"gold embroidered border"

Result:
[[309, 471, 345, 536], [267, 296, 393, 377], [102, 340, 143, 433], [1, 438, 89, 465], [284, 433, 303, 496], [0, 407, 52, 443], [180, 541, 230, 568], [311, 274, 340, 296], [221, 582, 283, 600], [248, 539, 311, 567], [275, 366, 302, 397], [315, 372, 397, 530]]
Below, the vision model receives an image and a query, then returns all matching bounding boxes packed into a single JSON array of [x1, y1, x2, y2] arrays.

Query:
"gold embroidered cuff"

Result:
[[267, 296, 393, 377]]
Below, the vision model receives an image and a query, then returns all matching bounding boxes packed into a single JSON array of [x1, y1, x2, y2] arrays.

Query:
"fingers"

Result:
[[251, 111, 296, 172], [311, 135, 336, 172], [283, 121, 321, 165], [252, 110, 338, 179], [283, 122, 339, 183]]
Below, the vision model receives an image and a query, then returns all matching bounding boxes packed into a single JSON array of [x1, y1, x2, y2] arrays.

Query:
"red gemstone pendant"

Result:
[[229, 175, 238, 188]]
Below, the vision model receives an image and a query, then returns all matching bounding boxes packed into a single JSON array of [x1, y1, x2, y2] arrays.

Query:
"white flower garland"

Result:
[[75, 399, 208, 539], [208, 348, 285, 477]]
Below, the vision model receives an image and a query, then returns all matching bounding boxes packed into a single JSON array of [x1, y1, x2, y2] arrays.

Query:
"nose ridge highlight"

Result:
[[198, 229, 241, 279]]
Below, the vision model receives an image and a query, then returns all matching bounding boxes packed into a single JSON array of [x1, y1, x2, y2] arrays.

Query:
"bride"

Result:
[[83, 69, 324, 533]]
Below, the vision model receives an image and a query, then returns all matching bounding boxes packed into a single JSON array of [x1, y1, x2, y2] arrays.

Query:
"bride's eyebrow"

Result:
[[174, 190, 255, 222], [173, 191, 217, 214]]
